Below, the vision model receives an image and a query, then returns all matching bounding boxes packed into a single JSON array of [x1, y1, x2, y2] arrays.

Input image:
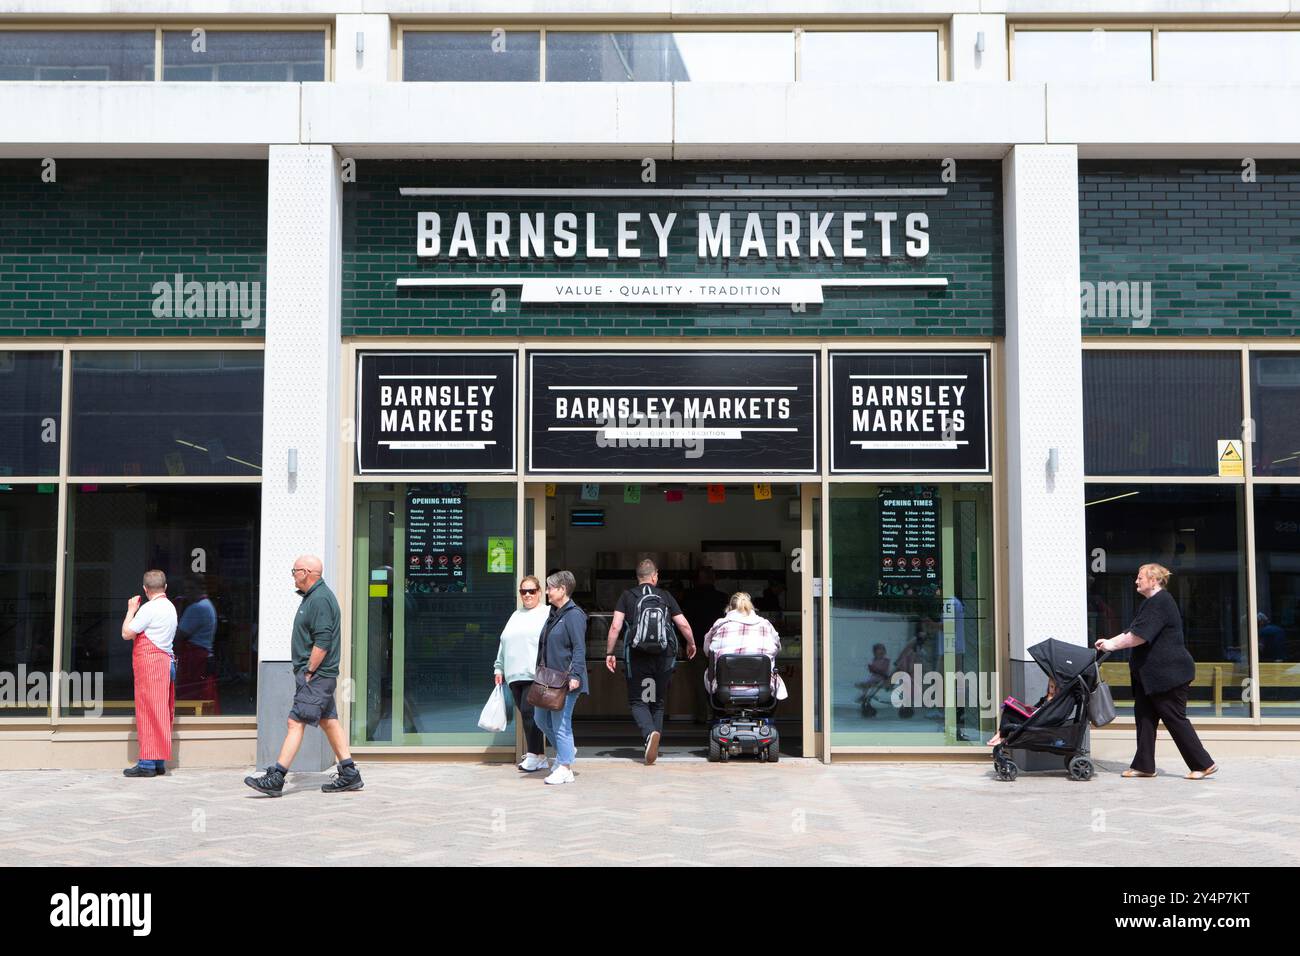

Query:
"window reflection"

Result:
[[1250, 352, 1300, 477], [403, 31, 540, 81], [71, 351, 263, 477], [0, 31, 155, 81], [0, 351, 61, 477], [546, 32, 794, 82], [1014, 30, 1152, 82], [1085, 484, 1248, 717], [0, 488, 57, 716], [64, 485, 260, 717], [162, 30, 325, 82], [830, 484, 995, 744], [1253, 486, 1300, 716]]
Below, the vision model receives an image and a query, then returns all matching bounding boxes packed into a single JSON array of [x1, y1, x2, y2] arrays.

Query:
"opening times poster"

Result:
[[878, 486, 941, 598], [407, 483, 468, 593]]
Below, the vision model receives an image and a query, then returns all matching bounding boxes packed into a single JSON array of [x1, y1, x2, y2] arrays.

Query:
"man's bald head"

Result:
[[292, 554, 324, 591]]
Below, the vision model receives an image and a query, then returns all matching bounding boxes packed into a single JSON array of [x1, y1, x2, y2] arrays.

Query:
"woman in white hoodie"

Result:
[[701, 592, 788, 702], [493, 575, 552, 771]]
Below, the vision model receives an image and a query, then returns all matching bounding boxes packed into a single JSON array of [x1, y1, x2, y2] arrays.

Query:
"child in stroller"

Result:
[[987, 678, 1057, 747], [855, 643, 893, 716], [992, 638, 1110, 782]]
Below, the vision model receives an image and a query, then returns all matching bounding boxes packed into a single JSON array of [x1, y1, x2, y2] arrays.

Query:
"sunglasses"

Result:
[[519, 588, 540, 595]]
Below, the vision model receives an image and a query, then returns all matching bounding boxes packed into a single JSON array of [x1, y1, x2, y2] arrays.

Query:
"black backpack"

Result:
[[628, 585, 674, 656]]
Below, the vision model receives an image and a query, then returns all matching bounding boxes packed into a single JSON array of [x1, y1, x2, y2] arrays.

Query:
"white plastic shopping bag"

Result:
[[477, 684, 508, 733]]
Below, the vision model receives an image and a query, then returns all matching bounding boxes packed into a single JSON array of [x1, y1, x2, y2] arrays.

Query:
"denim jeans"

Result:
[[534, 689, 579, 766]]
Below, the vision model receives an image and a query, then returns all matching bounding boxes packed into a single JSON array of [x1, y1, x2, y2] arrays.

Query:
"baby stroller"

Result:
[[707, 653, 780, 763], [993, 639, 1110, 782]]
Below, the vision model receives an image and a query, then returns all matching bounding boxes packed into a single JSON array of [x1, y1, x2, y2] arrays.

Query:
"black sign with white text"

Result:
[[527, 350, 818, 474], [878, 486, 941, 598], [830, 351, 989, 473], [357, 352, 516, 474]]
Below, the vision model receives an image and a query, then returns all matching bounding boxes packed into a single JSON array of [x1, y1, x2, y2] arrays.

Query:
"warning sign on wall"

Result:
[[1217, 439, 1245, 478]]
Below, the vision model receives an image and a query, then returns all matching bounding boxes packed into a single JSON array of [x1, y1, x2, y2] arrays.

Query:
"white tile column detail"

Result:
[[335, 14, 391, 83], [257, 144, 342, 770], [1002, 145, 1087, 662], [949, 15, 1008, 83]]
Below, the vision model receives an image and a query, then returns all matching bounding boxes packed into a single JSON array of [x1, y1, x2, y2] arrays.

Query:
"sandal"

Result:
[[1186, 764, 1218, 780], [1121, 769, 1156, 778]]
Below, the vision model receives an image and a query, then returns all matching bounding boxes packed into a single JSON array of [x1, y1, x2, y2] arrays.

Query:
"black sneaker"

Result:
[[321, 763, 364, 793], [123, 763, 156, 778], [244, 766, 285, 797], [154, 761, 166, 776]]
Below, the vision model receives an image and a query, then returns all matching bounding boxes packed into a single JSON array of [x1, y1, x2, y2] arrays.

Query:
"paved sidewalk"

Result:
[[4, 756, 1299, 866]]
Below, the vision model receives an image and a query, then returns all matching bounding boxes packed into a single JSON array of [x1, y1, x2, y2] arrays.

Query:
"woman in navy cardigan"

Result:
[[1095, 563, 1217, 780], [535, 570, 588, 786]]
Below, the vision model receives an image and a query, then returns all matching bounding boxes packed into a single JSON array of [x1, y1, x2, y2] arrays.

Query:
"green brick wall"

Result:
[[1080, 161, 1300, 337], [0, 160, 267, 338], [343, 160, 1003, 338]]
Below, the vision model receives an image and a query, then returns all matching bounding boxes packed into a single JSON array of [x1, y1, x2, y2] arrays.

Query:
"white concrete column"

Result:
[[949, 15, 1008, 83], [1002, 144, 1087, 660], [257, 144, 342, 770], [335, 14, 391, 83]]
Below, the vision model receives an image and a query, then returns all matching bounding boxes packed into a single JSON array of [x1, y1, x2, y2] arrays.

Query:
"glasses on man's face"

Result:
[[519, 588, 539, 596], [292, 568, 308, 576]]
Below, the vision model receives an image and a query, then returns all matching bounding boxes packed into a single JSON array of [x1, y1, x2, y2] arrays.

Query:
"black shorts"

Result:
[[289, 672, 338, 726]]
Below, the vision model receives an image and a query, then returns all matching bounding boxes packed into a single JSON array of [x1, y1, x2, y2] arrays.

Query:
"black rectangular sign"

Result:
[[406, 483, 468, 593], [357, 352, 516, 474], [527, 350, 818, 474], [830, 351, 989, 474], [877, 486, 941, 598]]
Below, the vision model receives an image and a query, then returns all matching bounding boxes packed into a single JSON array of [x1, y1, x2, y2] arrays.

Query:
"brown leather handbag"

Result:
[[527, 605, 573, 712]]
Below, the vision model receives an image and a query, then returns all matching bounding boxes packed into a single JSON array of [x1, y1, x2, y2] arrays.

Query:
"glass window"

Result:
[[70, 351, 263, 477], [0, 351, 61, 477], [352, 482, 519, 745], [403, 31, 540, 81], [1250, 352, 1300, 478], [0, 30, 155, 81], [1084, 351, 1242, 477], [1085, 484, 1248, 717], [830, 483, 995, 746], [1159, 31, 1300, 83], [801, 32, 939, 82], [546, 32, 795, 82], [1013, 30, 1152, 82], [162, 30, 325, 82], [1253, 486, 1300, 716], [64, 485, 260, 717], [0, 488, 58, 716]]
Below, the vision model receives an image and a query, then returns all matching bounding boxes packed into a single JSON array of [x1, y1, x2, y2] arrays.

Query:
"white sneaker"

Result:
[[544, 765, 575, 785], [518, 753, 547, 772]]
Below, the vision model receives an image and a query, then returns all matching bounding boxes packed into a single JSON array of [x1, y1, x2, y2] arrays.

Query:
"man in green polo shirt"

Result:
[[244, 554, 364, 796]]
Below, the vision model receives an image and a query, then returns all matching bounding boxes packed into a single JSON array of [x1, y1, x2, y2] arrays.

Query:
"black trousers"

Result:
[[626, 651, 675, 742], [508, 680, 546, 755], [1132, 679, 1214, 774]]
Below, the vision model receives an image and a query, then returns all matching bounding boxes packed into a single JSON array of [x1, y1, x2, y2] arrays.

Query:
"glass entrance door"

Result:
[[351, 482, 525, 747]]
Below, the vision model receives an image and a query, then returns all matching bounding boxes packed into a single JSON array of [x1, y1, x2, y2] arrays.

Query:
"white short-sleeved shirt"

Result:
[[129, 597, 178, 654]]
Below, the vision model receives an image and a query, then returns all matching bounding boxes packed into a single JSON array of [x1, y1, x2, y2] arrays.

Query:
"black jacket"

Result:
[[539, 599, 589, 695], [1127, 588, 1197, 695]]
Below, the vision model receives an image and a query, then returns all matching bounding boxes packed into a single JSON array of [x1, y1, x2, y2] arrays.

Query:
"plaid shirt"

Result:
[[702, 612, 788, 700]]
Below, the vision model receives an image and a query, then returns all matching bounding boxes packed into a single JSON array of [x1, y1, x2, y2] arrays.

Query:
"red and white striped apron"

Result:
[[133, 635, 175, 761]]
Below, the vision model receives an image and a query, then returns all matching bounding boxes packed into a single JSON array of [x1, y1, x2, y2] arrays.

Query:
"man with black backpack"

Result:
[[605, 558, 696, 765]]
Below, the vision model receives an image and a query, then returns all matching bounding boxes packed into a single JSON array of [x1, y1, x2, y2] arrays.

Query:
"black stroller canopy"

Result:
[[1027, 638, 1101, 686]]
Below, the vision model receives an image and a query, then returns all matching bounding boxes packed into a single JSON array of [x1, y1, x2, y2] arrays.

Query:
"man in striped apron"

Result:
[[121, 569, 177, 778]]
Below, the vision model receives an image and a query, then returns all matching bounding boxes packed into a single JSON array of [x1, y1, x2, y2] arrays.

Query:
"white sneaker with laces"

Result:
[[544, 765, 575, 785], [518, 753, 547, 772]]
